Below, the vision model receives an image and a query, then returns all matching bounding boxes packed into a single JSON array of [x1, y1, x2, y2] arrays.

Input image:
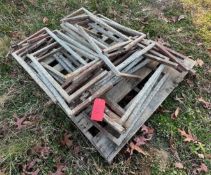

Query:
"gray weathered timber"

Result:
[[88, 22, 123, 42], [103, 40, 131, 53], [56, 30, 98, 57], [44, 28, 87, 65], [67, 71, 108, 103], [18, 28, 45, 46], [98, 14, 144, 36], [30, 62, 72, 116], [117, 42, 155, 71], [119, 64, 165, 124], [82, 8, 129, 40], [27, 54, 71, 102], [77, 26, 121, 75], [11, 53, 57, 104], [123, 34, 146, 51], [41, 62, 66, 80], [72, 82, 113, 115]]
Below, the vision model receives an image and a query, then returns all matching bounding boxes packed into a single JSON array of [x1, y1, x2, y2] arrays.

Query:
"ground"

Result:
[[0, 0, 210, 174]]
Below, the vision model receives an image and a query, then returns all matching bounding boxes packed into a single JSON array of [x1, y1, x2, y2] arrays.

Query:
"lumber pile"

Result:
[[11, 8, 195, 163]]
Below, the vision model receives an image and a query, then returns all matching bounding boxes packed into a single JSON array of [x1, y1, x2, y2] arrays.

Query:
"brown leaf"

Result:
[[32, 145, 51, 158], [171, 16, 178, 23], [178, 129, 197, 142], [170, 15, 185, 23], [198, 97, 211, 109], [171, 107, 180, 120], [14, 113, 26, 129], [22, 159, 40, 175], [73, 145, 80, 155], [186, 79, 194, 87], [195, 59, 204, 67], [134, 136, 148, 146], [156, 37, 170, 47], [205, 154, 211, 159], [0, 172, 6, 175], [197, 163, 208, 173], [60, 133, 72, 148], [141, 125, 154, 136], [175, 162, 184, 169], [9, 31, 24, 40], [129, 142, 149, 156], [43, 17, 49, 25], [26, 159, 38, 170], [31, 169, 40, 175], [50, 163, 66, 175]]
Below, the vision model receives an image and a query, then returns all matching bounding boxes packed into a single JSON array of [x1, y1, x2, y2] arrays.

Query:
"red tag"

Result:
[[91, 98, 106, 121]]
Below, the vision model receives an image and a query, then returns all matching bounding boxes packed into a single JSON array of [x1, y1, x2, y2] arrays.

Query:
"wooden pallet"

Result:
[[11, 8, 196, 163], [71, 57, 195, 163]]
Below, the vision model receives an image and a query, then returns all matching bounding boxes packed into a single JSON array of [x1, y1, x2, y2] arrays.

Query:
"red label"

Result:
[[91, 98, 106, 121]]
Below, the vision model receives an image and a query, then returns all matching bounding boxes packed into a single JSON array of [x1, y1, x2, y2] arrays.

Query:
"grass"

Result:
[[0, 0, 210, 174], [181, 0, 211, 47]]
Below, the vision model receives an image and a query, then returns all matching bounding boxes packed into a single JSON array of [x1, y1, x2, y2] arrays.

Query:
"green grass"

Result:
[[0, 0, 210, 174]]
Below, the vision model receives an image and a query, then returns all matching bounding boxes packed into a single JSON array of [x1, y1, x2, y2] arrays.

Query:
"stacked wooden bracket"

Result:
[[11, 8, 195, 163]]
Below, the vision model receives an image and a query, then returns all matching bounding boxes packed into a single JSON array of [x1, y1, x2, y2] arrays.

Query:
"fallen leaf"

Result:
[[134, 136, 148, 146], [197, 163, 208, 173], [73, 145, 80, 155], [0, 171, 6, 175], [14, 113, 26, 129], [205, 154, 211, 159], [170, 15, 185, 23], [175, 162, 184, 169], [43, 17, 49, 25], [171, 16, 178, 23], [195, 59, 204, 67], [32, 145, 51, 158], [31, 169, 40, 175], [26, 159, 38, 170], [186, 79, 194, 87], [207, 48, 211, 53], [197, 153, 205, 159], [198, 97, 211, 109], [50, 163, 66, 175], [22, 159, 40, 175], [178, 129, 197, 142], [177, 28, 183, 33], [141, 125, 154, 135], [197, 42, 203, 47], [171, 107, 180, 120], [156, 37, 170, 47], [9, 31, 24, 40], [129, 142, 149, 156], [178, 15, 186, 21], [61, 133, 72, 148]]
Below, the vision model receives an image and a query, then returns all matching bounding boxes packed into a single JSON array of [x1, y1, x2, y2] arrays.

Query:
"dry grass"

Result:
[[0, 0, 210, 174], [181, 0, 211, 47]]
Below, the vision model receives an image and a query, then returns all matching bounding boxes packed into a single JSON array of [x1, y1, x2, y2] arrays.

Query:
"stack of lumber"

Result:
[[11, 8, 195, 163]]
